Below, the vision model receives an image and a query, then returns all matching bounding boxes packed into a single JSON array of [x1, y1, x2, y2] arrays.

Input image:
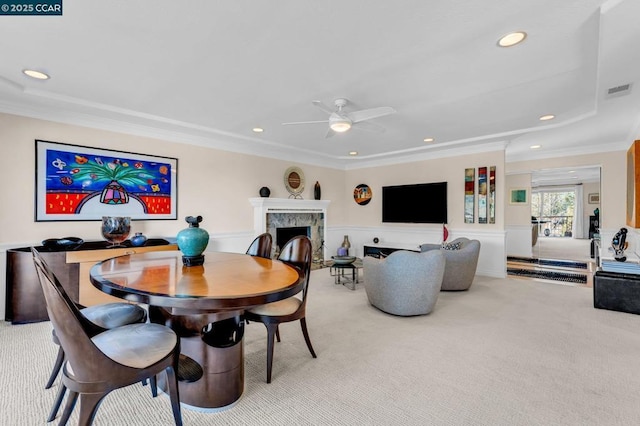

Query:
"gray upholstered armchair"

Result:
[[420, 237, 481, 291], [363, 250, 445, 316]]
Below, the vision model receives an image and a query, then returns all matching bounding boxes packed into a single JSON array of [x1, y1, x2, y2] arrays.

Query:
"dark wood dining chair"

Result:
[[244, 235, 317, 383], [246, 232, 273, 259], [31, 248, 183, 426], [46, 303, 147, 390]]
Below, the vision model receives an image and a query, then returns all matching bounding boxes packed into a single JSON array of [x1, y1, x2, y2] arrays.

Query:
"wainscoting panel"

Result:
[[506, 225, 534, 259], [325, 226, 506, 278]]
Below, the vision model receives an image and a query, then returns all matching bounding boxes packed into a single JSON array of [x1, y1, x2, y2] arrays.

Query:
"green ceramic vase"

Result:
[[176, 215, 209, 266]]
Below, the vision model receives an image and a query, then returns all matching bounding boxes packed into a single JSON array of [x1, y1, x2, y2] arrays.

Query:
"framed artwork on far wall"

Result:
[[35, 140, 178, 221], [509, 188, 528, 205], [588, 193, 600, 204]]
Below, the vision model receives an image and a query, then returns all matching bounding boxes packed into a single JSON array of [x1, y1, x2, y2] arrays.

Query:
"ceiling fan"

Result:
[[282, 98, 396, 138]]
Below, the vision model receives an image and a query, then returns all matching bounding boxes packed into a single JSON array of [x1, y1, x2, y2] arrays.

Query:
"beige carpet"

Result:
[[2, 268, 640, 425]]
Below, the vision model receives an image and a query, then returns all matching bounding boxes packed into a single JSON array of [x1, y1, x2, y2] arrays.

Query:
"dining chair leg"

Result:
[[77, 392, 107, 426], [45, 347, 65, 389], [300, 318, 317, 358], [59, 390, 78, 426], [275, 325, 281, 342], [47, 383, 67, 422], [150, 375, 158, 397], [266, 324, 278, 383], [165, 366, 183, 426]]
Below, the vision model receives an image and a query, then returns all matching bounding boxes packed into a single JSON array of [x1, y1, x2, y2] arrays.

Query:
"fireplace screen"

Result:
[[276, 226, 310, 250]]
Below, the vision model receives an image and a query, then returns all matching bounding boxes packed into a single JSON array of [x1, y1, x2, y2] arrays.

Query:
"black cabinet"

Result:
[[593, 270, 640, 315], [363, 244, 419, 258]]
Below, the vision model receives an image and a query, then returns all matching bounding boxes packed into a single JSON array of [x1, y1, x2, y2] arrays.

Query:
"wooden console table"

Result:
[[5, 239, 177, 324]]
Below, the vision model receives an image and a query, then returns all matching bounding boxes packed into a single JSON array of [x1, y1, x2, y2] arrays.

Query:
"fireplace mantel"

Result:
[[249, 197, 330, 213], [250, 198, 330, 232]]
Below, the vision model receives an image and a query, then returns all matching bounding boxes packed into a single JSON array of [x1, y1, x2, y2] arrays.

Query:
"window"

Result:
[[531, 189, 575, 237]]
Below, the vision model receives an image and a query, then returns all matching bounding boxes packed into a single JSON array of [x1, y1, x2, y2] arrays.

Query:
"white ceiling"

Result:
[[1, 0, 639, 170]]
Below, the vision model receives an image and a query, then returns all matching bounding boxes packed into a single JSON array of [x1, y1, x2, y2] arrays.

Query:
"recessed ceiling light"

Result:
[[423, 137, 434, 142], [530, 145, 541, 149], [539, 114, 555, 121], [22, 69, 50, 80], [498, 31, 527, 47], [568, 170, 576, 173], [349, 151, 358, 156], [252, 127, 264, 133]]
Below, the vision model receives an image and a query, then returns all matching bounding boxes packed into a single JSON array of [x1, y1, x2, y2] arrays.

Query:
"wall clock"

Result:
[[284, 166, 305, 199]]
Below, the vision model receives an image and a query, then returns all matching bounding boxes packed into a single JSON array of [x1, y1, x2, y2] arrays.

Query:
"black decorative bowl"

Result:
[[42, 237, 84, 250]]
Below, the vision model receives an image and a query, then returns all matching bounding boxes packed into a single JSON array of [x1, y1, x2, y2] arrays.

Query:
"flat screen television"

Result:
[[382, 182, 447, 224]]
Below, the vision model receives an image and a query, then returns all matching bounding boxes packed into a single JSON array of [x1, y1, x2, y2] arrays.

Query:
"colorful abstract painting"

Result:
[[489, 166, 496, 224], [478, 166, 487, 224], [464, 168, 475, 223], [36, 140, 177, 221]]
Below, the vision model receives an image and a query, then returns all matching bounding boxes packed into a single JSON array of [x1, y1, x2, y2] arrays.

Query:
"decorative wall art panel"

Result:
[[35, 140, 178, 221], [489, 166, 496, 224], [284, 166, 305, 199], [478, 166, 488, 224], [354, 184, 372, 205], [464, 168, 475, 223]]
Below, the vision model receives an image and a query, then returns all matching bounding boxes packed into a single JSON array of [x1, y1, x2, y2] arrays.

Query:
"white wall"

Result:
[[505, 172, 533, 258]]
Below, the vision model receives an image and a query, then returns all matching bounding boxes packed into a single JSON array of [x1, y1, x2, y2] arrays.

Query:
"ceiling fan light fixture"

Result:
[[330, 120, 351, 133]]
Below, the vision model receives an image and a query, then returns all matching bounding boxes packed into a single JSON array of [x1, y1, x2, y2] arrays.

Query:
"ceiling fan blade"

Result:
[[312, 100, 335, 115], [325, 128, 336, 138], [353, 120, 385, 133], [282, 120, 329, 126], [348, 106, 396, 123]]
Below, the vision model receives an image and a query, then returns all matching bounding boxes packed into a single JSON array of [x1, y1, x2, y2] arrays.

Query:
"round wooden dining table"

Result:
[[90, 250, 303, 410]]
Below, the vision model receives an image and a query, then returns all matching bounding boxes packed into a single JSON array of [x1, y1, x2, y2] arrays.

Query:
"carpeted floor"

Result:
[[2, 268, 640, 425]]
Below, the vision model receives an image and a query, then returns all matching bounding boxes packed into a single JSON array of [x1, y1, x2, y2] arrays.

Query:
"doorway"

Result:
[[531, 166, 601, 264]]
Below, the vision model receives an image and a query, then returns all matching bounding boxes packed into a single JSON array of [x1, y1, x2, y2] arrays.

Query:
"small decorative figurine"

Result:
[[611, 227, 628, 262]]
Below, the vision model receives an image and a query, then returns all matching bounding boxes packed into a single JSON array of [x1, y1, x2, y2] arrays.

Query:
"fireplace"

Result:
[[276, 226, 310, 252], [250, 198, 330, 264]]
